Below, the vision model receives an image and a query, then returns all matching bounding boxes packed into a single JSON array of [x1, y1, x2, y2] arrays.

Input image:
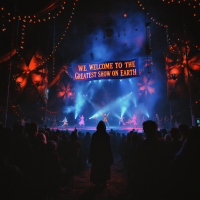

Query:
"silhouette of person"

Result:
[[89, 120, 113, 188], [132, 120, 167, 199]]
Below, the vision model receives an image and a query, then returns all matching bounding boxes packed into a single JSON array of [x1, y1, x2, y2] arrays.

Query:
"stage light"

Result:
[[114, 113, 120, 119], [90, 112, 101, 119], [90, 92, 132, 121], [89, 81, 91, 83], [121, 106, 127, 117], [120, 80, 122, 82], [64, 106, 75, 114], [133, 98, 137, 107], [75, 92, 86, 119], [108, 79, 111, 81], [99, 80, 101, 82]]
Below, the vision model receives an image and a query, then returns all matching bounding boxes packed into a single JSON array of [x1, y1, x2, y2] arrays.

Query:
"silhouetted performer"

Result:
[[89, 121, 113, 188]]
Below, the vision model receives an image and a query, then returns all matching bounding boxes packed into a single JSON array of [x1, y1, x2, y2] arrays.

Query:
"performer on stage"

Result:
[[62, 117, 68, 126], [119, 116, 125, 126], [93, 116, 97, 126], [101, 111, 110, 127], [79, 115, 85, 127], [132, 115, 137, 125], [126, 118, 132, 126], [21, 118, 26, 126], [52, 116, 57, 127], [142, 116, 145, 124]]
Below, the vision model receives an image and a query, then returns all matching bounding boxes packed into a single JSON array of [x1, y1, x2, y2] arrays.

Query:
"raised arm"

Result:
[[101, 111, 104, 116], [107, 112, 110, 117]]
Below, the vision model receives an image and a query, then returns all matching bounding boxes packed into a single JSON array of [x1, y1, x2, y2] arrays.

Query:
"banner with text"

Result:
[[73, 59, 139, 81]]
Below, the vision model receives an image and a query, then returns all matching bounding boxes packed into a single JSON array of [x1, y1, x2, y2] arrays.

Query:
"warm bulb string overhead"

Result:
[[137, 1, 168, 28], [137, 0, 200, 53], [0, 1, 74, 31], [160, 0, 200, 22], [14, 0, 78, 67]]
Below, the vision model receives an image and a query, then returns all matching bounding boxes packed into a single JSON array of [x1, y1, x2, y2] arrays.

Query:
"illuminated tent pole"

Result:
[[182, 7, 194, 126], [44, 63, 49, 127], [165, 26, 172, 124], [5, 1, 17, 127], [184, 35, 194, 126]]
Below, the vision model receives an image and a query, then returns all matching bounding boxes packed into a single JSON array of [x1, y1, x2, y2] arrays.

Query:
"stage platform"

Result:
[[48, 126, 144, 134]]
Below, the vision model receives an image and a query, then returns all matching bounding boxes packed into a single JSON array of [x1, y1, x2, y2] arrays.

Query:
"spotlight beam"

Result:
[[89, 92, 132, 119]]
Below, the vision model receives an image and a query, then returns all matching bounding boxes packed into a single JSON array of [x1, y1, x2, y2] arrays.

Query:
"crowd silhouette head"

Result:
[[97, 120, 106, 132], [142, 120, 157, 137]]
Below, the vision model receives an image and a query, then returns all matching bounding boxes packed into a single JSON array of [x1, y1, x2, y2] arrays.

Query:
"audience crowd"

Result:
[[0, 120, 199, 199]]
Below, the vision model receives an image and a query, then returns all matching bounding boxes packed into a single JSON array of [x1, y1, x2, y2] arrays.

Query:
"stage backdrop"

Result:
[[73, 59, 139, 81]]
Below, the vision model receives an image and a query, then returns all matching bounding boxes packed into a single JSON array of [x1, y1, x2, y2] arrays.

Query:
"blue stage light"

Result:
[[133, 98, 137, 107], [64, 106, 75, 114], [114, 113, 120, 119], [120, 80, 122, 82], [75, 92, 86, 119], [99, 80, 101, 82], [121, 106, 127, 117]]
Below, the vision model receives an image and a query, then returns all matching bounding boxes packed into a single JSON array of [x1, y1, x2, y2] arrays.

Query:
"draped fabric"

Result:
[[37, 0, 65, 15], [0, 48, 17, 63], [48, 66, 65, 88]]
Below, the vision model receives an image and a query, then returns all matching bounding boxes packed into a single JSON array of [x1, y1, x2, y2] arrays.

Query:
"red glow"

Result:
[[170, 68, 179, 75], [57, 82, 73, 101], [124, 14, 127, 17], [16, 76, 27, 88], [32, 74, 42, 83], [16, 76, 23, 83], [138, 75, 156, 96]]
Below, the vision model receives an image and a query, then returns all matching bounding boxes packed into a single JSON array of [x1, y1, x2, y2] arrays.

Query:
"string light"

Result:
[[137, 1, 167, 28], [1, 1, 68, 27], [160, 0, 200, 22], [37, 0, 78, 69]]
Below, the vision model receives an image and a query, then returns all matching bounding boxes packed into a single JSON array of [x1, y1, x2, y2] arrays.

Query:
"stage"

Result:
[[48, 126, 144, 134]]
